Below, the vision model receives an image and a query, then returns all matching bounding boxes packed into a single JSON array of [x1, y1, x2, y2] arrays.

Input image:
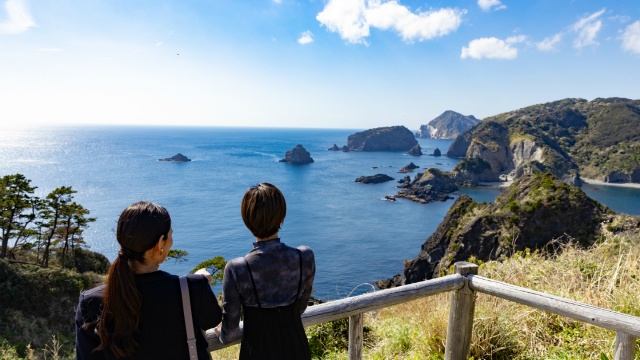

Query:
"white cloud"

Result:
[[536, 33, 562, 51], [477, 0, 506, 12], [156, 41, 163, 47], [298, 30, 313, 45], [621, 21, 640, 54], [572, 9, 605, 49], [461, 35, 525, 60], [272, 0, 282, 4], [0, 0, 35, 34], [37, 48, 61, 52], [316, 0, 464, 45]]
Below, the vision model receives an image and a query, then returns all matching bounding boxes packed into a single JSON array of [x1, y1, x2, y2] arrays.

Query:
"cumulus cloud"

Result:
[[316, 0, 465, 45], [536, 33, 562, 51], [461, 35, 525, 60], [572, 9, 605, 49], [477, 0, 506, 12], [621, 20, 640, 54], [0, 0, 35, 34], [298, 30, 313, 45]]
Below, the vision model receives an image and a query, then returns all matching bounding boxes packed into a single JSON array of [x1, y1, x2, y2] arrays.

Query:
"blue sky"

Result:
[[1, 0, 639, 130]]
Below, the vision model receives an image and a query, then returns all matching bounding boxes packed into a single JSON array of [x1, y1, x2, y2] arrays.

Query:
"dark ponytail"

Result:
[[92, 201, 171, 358]]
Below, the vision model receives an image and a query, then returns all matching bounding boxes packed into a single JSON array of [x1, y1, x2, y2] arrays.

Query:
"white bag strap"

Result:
[[179, 276, 198, 360]]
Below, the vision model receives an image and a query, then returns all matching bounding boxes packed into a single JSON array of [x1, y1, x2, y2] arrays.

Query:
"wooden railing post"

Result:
[[444, 262, 478, 360], [614, 332, 637, 360], [348, 313, 364, 360]]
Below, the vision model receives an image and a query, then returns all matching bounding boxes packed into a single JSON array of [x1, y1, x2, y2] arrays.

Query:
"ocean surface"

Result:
[[1, 126, 639, 299]]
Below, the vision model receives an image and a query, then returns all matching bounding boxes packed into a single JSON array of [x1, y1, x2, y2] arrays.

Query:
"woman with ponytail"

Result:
[[75, 201, 221, 359]]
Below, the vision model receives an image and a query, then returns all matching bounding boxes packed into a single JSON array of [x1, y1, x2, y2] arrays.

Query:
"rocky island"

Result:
[[280, 144, 314, 164], [346, 126, 418, 151], [416, 110, 480, 139], [355, 174, 394, 184], [159, 153, 191, 162]]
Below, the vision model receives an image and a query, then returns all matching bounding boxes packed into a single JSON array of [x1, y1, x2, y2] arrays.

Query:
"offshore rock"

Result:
[[356, 174, 394, 184], [432, 148, 442, 157], [407, 144, 423, 156], [341, 146, 350, 152], [279, 144, 314, 164], [347, 126, 418, 151], [355, 174, 395, 184], [395, 168, 457, 204], [328, 144, 341, 151], [378, 173, 614, 289], [159, 153, 191, 162], [398, 162, 419, 173]]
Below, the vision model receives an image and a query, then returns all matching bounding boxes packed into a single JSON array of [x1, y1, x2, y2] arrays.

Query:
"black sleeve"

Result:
[[188, 274, 222, 330], [75, 293, 105, 360]]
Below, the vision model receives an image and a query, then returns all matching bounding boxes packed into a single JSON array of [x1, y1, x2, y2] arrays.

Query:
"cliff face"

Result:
[[347, 126, 418, 151], [446, 98, 640, 185], [378, 173, 614, 288], [416, 110, 480, 139]]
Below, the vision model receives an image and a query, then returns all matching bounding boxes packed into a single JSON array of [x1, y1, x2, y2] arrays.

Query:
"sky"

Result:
[[1, 0, 640, 130]]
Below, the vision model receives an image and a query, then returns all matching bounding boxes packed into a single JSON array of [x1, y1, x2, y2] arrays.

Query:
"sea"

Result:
[[1, 126, 639, 300]]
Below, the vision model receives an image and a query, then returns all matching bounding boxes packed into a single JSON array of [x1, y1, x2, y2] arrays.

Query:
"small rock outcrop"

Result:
[[347, 126, 418, 151], [432, 148, 442, 157], [377, 173, 614, 289], [407, 144, 422, 156], [395, 168, 458, 203], [355, 174, 395, 184], [279, 144, 314, 164], [159, 153, 191, 162], [341, 146, 350, 152], [398, 162, 419, 173], [328, 144, 340, 151]]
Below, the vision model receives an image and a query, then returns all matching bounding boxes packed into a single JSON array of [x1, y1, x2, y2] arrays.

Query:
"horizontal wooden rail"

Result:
[[206, 274, 465, 350], [468, 275, 640, 337]]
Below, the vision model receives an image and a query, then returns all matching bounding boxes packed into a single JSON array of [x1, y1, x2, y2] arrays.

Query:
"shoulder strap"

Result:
[[296, 249, 303, 298], [244, 258, 261, 308], [179, 276, 198, 360]]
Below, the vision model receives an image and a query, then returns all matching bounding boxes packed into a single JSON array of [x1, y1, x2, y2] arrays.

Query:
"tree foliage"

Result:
[[0, 174, 96, 269], [192, 256, 227, 286]]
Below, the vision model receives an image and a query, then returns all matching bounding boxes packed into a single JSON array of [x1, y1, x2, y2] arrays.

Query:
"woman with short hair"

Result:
[[218, 183, 315, 360]]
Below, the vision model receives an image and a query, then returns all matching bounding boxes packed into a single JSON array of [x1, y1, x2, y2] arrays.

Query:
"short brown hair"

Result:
[[241, 183, 286, 239]]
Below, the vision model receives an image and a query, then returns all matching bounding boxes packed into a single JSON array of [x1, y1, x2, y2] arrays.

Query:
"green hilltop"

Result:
[[448, 97, 640, 185]]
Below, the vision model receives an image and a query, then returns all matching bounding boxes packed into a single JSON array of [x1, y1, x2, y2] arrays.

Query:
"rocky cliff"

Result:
[[446, 98, 640, 185], [416, 110, 480, 139], [378, 173, 614, 288], [347, 126, 418, 151]]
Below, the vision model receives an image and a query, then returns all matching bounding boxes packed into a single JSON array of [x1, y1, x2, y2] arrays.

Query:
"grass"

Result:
[[272, 228, 640, 360]]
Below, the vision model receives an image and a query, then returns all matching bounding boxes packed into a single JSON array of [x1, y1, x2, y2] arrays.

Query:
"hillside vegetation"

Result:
[[447, 98, 640, 184]]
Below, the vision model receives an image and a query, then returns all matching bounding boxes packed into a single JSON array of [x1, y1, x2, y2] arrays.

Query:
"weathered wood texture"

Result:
[[614, 332, 637, 360], [468, 275, 640, 337], [348, 313, 364, 360], [444, 262, 478, 360], [206, 274, 465, 350]]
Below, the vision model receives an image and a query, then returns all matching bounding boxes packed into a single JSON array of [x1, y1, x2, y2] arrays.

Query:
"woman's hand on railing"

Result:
[[194, 268, 213, 285]]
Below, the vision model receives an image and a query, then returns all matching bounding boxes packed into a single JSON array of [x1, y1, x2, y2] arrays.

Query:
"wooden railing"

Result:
[[206, 262, 640, 360]]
